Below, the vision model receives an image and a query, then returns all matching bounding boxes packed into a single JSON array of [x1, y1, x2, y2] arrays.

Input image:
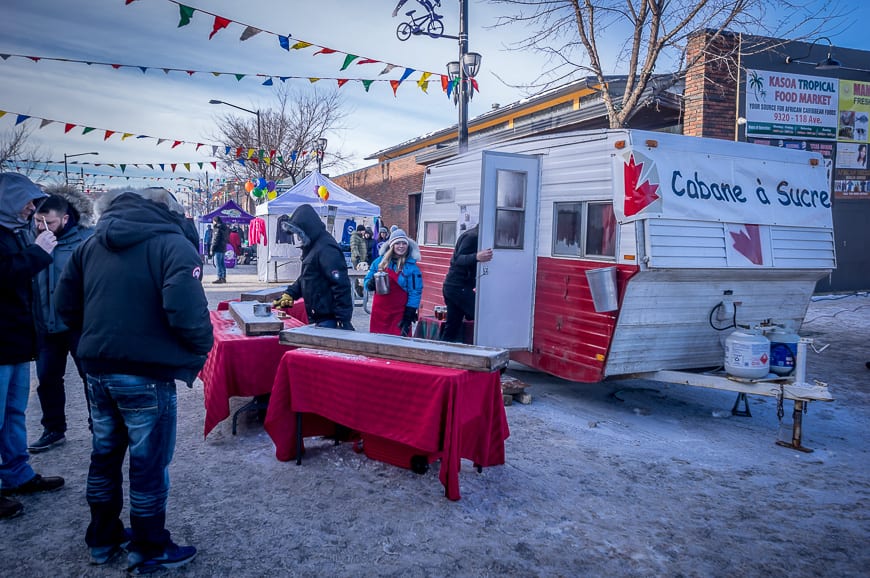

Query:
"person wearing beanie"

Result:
[[363, 227, 375, 266], [364, 228, 423, 336], [374, 227, 389, 263], [350, 224, 367, 268]]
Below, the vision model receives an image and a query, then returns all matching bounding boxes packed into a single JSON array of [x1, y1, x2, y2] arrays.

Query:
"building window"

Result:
[[434, 188, 455, 203], [553, 201, 617, 259], [494, 169, 526, 249], [424, 221, 457, 247]]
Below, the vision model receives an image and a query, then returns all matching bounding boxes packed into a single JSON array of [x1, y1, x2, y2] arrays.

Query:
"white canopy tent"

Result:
[[253, 171, 380, 282]]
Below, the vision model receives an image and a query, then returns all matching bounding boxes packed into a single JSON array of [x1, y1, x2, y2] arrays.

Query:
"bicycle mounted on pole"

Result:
[[396, 0, 444, 40]]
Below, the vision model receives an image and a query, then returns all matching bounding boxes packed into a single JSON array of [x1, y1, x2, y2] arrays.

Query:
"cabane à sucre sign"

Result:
[[616, 149, 832, 230], [744, 69, 839, 139]]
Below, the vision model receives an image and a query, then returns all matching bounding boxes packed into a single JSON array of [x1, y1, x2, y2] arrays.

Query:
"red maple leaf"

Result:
[[624, 155, 660, 216], [730, 224, 763, 265]]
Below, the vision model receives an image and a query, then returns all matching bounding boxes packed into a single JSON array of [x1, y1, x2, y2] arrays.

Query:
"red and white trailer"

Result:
[[416, 129, 834, 449]]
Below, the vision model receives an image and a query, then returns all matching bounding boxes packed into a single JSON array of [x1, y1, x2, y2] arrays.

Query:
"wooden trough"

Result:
[[228, 301, 283, 336], [279, 326, 509, 372]]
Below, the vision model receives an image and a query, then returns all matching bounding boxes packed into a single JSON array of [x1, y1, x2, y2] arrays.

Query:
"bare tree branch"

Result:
[[0, 125, 50, 180]]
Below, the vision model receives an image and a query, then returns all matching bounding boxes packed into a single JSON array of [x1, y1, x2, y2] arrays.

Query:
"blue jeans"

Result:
[[85, 374, 177, 551], [214, 251, 226, 279], [0, 363, 36, 489], [36, 330, 87, 433]]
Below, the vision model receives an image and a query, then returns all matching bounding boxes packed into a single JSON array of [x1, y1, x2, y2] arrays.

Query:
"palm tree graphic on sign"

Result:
[[748, 71, 767, 101]]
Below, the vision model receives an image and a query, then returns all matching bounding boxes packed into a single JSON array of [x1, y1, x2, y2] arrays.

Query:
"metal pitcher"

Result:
[[373, 271, 390, 295]]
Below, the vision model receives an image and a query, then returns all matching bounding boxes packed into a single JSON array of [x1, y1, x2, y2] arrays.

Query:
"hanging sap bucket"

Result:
[[724, 328, 770, 379], [768, 324, 800, 376], [585, 266, 618, 312]]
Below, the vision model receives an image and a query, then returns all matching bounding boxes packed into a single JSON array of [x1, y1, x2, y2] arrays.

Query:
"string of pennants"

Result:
[[0, 108, 318, 162], [0, 52, 476, 96], [7, 164, 199, 182], [122, 0, 478, 97]]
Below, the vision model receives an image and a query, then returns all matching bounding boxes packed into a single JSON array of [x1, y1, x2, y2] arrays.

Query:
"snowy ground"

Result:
[[4, 263, 868, 577]]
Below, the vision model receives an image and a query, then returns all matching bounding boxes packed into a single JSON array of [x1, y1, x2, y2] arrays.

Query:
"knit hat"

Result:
[[390, 225, 398, 233], [379, 227, 388, 236], [387, 228, 409, 248], [356, 224, 366, 232]]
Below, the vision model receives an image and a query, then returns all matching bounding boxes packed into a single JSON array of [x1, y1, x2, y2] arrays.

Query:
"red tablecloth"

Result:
[[217, 298, 309, 324], [199, 310, 304, 436], [264, 348, 510, 501]]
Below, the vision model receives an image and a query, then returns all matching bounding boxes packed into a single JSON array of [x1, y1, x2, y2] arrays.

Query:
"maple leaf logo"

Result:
[[624, 154, 660, 217]]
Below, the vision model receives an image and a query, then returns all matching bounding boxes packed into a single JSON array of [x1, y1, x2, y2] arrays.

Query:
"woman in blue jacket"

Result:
[[364, 228, 422, 336]]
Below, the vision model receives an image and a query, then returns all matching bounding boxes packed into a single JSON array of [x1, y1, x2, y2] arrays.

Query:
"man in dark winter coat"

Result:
[[283, 204, 354, 329], [29, 191, 94, 453], [56, 187, 213, 571], [440, 224, 492, 343], [209, 215, 230, 283], [0, 173, 65, 521]]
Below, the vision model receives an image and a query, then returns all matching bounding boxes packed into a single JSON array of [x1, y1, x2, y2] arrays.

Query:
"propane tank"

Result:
[[724, 328, 770, 379], [768, 322, 800, 376]]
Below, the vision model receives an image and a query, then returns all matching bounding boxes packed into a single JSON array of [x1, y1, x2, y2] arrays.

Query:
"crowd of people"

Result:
[[2, 174, 494, 573]]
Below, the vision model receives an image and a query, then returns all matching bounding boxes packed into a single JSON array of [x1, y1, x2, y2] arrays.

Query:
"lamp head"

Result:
[[462, 52, 482, 77], [446, 61, 460, 80], [208, 99, 223, 105]]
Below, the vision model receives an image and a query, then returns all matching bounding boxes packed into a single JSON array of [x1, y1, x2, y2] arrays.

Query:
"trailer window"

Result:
[[424, 221, 457, 247], [553, 201, 616, 259], [494, 169, 526, 249]]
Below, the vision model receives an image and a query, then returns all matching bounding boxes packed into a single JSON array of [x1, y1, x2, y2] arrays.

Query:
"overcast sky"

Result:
[[2, 0, 868, 191]]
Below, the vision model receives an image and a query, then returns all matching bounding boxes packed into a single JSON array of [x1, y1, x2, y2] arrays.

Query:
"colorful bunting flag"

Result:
[[177, 4, 194, 27]]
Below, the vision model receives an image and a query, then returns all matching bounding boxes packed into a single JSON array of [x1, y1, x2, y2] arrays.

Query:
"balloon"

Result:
[[244, 181, 254, 193], [317, 185, 329, 201], [252, 187, 264, 198], [267, 190, 277, 200], [257, 177, 268, 189], [266, 180, 276, 192]]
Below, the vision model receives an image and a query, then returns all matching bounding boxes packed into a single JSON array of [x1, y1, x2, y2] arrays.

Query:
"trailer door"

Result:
[[475, 151, 540, 349]]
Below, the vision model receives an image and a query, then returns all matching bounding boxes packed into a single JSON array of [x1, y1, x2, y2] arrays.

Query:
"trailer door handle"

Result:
[[480, 265, 489, 276]]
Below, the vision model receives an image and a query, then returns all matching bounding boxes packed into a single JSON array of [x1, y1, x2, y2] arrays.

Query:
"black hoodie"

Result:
[[56, 192, 214, 385], [284, 204, 353, 324]]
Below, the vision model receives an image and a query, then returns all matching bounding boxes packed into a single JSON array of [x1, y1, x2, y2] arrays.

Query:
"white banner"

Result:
[[744, 69, 839, 140], [613, 146, 833, 229]]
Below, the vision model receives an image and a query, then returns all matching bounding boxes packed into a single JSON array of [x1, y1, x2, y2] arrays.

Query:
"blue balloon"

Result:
[[257, 177, 268, 189]]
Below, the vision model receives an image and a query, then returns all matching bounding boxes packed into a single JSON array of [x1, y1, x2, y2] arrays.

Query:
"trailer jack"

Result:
[[776, 399, 813, 453], [731, 392, 751, 417]]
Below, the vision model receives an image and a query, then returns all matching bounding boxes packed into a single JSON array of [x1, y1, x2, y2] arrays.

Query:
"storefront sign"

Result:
[[745, 69, 839, 139]]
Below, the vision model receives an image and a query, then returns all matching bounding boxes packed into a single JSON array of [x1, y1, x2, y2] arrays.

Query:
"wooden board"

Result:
[[279, 326, 509, 372], [228, 301, 283, 336], [240, 288, 286, 303]]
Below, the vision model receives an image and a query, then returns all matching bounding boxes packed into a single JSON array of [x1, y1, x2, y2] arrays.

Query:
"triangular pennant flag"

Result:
[[211, 72, 221, 77], [147, 164, 154, 169], [139, 66, 147, 73], [171, 164, 177, 172], [159, 164, 165, 171], [390, 80, 401, 96], [264, 156, 271, 166], [64, 123, 75, 133], [211, 161, 217, 169], [471, 78, 479, 92], [157, 138, 167, 146], [291, 41, 312, 50], [235, 147, 243, 157], [234, 74, 245, 81], [262, 77, 273, 86], [195, 143, 203, 151], [216, 146, 222, 156], [162, 68, 171, 74], [82, 126, 96, 134], [120, 164, 126, 173], [279, 76, 289, 82], [111, 64, 122, 69], [177, 4, 194, 27], [356, 58, 378, 65], [15, 114, 30, 125], [197, 162, 203, 169], [104, 130, 115, 140], [0, 55, 8, 60], [308, 77, 320, 83], [278, 34, 290, 49], [340, 55, 359, 71], [251, 158, 259, 166], [237, 158, 246, 166], [314, 47, 337, 56], [39, 119, 54, 129], [184, 163, 191, 171], [209, 16, 231, 40], [247, 148, 255, 159], [337, 78, 349, 88], [417, 72, 431, 93], [0, 111, 6, 119], [270, 149, 277, 159], [399, 68, 415, 82], [379, 64, 397, 75], [242, 26, 263, 41], [362, 80, 374, 92], [441, 75, 449, 92], [290, 151, 298, 162], [186, 70, 195, 76]]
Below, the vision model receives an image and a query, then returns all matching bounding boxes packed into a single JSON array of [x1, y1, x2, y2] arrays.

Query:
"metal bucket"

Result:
[[585, 266, 618, 312], [252, 303, 271, 317], [373, 271, 390, 295]]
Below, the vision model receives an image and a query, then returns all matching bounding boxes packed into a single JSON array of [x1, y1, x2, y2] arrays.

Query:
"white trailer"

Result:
[[416, 129, 835, 450]]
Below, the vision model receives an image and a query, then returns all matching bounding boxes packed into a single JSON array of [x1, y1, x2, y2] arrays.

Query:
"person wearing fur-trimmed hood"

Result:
[[364, 228, 423, 336]]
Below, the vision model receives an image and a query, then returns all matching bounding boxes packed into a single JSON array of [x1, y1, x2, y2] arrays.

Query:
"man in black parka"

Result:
[[440, 224, 492, 343], [283, 204, 354, 330]]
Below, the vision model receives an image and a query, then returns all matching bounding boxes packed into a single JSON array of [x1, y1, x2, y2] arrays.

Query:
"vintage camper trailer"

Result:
[[416, 129, 835, 425]]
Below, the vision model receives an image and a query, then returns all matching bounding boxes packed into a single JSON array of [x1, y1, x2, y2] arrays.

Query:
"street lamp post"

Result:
[[209, 99, 263, 178], [443, 2, 481, 153], [64, 151, 99, 188], [315, 137, 328, 174]]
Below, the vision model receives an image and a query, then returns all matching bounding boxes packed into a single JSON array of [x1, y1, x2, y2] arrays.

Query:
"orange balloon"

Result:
[[244, 181, 254, 193]]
